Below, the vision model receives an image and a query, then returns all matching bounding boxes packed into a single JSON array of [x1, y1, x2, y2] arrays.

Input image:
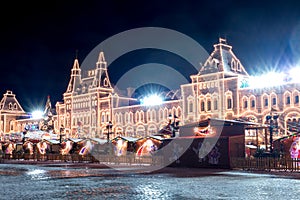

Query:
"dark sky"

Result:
[[1, 0, 300, 112]]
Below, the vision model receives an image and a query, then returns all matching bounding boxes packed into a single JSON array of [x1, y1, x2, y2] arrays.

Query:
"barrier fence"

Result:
[[0, 152, 165, 166], [231, 157, 300, 171], [2, 152, 300, 172]]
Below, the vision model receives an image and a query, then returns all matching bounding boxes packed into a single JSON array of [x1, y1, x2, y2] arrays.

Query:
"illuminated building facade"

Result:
[[0, 90, 28, 138], [55, 52, 181, 139], [5, 38, 300, 147], [181, 38, 300, 146]]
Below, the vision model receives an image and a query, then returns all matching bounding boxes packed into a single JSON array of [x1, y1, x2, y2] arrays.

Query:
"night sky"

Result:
[[1, 0, 300, 112]]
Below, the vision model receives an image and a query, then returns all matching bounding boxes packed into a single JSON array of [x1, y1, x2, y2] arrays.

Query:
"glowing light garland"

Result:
[[140, 94, 163, 106], [241, 67, 300, 89]]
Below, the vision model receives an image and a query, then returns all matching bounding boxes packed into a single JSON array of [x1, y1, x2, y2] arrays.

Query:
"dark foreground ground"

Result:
[[2, 159, 300, 179], [1, 160, 300, 199]]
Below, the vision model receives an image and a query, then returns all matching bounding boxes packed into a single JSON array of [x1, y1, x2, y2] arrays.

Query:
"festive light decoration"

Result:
[[79, 140, 93, 155], [244, 67, 300, 89], [5, 143, 15, 154], [60, 140, 73, 155], [31, 110, 44, 119], [37, 141, 47, 155], [140, 94, 163, 106], [136, 139, 158, 157], [114, 139, 128, 156], [23, 141, 34, 155]]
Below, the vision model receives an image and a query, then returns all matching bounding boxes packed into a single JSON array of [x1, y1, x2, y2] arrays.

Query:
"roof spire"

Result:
[[75, 49, 78, 59], [72, 58, 80, 70], [219, 37, 227, 44], [97, 52, 106, 64]]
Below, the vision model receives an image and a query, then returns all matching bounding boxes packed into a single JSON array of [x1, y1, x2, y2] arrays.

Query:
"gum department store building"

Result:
[[1, 38, 300, 146]]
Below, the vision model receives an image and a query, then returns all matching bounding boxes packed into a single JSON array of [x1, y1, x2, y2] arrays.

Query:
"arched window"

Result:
[[164, 108, 168, 120], [125, 126, 134, 137], [125, 112, 129, 124], [200, 100, 205, 112], [207, 99, 211, 111], [250, 96, 256, 109], [140, 111, 144, 122], [135, 112, 140, 122], [188, 100, 194, 113], [130, 112, 134, 124], [177, 107, 182, 118], [151, 110, 156, 122], [159, 109, 164, 121], [214, 99, 218, 110], [262, 94, 269, 108], [244, 100, 248, 109], [231, 59, 236, 71], [237, 62, 241, 71], [227, 98, 232, 109], [136, 125, 146, 137], [148, 124, 157, 135]]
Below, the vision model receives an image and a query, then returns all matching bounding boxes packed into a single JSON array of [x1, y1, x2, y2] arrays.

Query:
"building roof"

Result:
[[199, 38, 249, 77], [0, 90, 26, 114]]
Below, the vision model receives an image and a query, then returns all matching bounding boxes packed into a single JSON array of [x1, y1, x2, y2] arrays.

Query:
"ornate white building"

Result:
[[3, 38, 300, 146]]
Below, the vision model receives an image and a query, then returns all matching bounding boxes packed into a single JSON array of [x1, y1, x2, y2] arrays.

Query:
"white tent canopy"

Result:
[[25, 130, 58, 140]]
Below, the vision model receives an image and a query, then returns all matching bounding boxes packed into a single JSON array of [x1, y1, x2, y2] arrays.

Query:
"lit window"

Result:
[[264, 98, 268, 107], [251, 100, 255, 108], [201, 101, 205, 111], [295, 95, 299, 104], [207, 100, 211, 111], [227, 98, 232, 109], [214, 100, 218, 110], [237, 62, 241, 71], [189, 101, 194, 113], [272, 97, 276, 106], [244, 100, 248, 108], [287, 96, 291, 105]]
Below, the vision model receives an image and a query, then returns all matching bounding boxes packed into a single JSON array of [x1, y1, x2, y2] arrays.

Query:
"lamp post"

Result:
[[106, 121, 113, 143], [59, 125, 65, 144], [265, 113, 279, 153], [168, 113, 179, 137]]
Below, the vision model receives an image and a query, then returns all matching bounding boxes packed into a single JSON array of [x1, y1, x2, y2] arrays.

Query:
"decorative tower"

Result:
[[92, 52, 113, 94], [63, 58, 82, 134], [182, 38, 250, 123], [66, 58, 81, 93], [0, 90, 27, 133], [41, 95, 54, 132]]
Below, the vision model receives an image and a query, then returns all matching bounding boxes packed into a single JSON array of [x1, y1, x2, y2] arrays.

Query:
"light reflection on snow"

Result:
[[26, 169, 49, 180], [0, 164, 299, 199]]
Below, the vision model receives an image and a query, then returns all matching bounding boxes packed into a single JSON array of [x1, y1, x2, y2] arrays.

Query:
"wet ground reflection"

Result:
[[0, 163, 299, 200]]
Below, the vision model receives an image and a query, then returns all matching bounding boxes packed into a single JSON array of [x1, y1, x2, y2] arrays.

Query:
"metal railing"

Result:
[[0, 152, 165, 166], [231, 157, 300, 171]]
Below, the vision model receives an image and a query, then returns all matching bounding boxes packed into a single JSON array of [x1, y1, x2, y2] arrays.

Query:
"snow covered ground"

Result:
[[0, 163, 299, 200]]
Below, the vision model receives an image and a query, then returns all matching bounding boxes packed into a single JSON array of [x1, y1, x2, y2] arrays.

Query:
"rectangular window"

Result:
[[227, 98, 232, 109]]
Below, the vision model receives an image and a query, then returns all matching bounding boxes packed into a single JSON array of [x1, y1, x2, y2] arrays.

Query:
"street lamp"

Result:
[[59, 125, 65, 144], [265, 113, 279, 153], [168, 113, 179, 137], [106, 121, 113, 143]]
